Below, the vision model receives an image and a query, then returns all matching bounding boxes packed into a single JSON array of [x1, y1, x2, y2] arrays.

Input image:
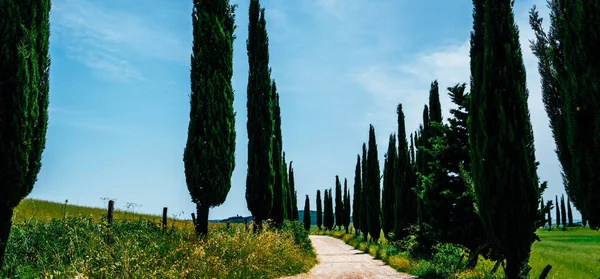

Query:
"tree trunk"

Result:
[[0, 207, 14, 269], [345, 226, 349, 234], [503, 258, 528, 279], [195, 203, 209, 237], [253, 218, 263, 233]]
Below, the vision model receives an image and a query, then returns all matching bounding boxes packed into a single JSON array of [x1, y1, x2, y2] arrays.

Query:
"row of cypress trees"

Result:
[[185, 0, 299, 236], [316, 177, 351, 232]]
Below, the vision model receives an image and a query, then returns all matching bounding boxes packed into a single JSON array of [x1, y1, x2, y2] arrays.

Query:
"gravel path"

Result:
[[282, 235, 417, 279]]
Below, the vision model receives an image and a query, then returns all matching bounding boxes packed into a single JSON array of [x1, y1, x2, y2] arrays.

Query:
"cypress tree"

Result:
[[555, 195, 561, 227], [323, 190, 329, 230], [343, 179, 351, 233], [245, 0, 273, 233], [582, 213, 587, 227], [367, 125, 382, 242], [547, 202, 552, 230], [335, 175, 343, 230], [316, 190, 322, 230], [382, 134, 397, 239], [560, 194, 567, 230], [469, 0, 540, 277], [303, 195, 311, 231], [360, 144, 369, 240], [270, 81, 286, 227], [326, 189, 335, 230], [529, 1, 600, 229], [395, 104, 415, 240], [282, 152, 289, 219], [185, 0, 236, 237], [353, 155, 362, 235], [288, 162, 297, 220], [567, 196, 573, 227], [0, 0, 51, 267]]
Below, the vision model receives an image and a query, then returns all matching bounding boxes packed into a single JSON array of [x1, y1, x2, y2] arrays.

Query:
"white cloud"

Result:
[[51, 0, 189, 82]]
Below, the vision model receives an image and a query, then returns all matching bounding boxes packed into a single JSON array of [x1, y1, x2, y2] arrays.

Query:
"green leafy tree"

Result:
[[289, 162, 297, 220], [316, 190, 322, 230], [529, 1, 600, 229], [270, 81, 287, 227], [561, 194, 567, 230], [360, 144, 369, 240], [185, 0, 236, 237], [382, 134, 397, 240], [343, 179, 351, 233], [245, 0, 273, 233], [394, 104, 416, 240], [303, 195, 311, 231], [0, 0, 51, 267], [555, 195, 561, 227], [567, 196, 573, 227], [367, 125, 382, 242], [335, 175, 343, 230], [353, 155, 362, 235], [469, 0, 541, 277], [282, 152, 290, 220]]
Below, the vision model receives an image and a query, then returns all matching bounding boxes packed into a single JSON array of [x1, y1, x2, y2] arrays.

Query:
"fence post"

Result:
[[106, 200, 114, 244], [538, 264, 552, 279], [162, 207, 168, 233]]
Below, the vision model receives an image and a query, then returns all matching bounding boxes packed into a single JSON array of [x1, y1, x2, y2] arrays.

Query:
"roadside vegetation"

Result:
[[314, 227, 599, 279], [1, 199, 316, 278]]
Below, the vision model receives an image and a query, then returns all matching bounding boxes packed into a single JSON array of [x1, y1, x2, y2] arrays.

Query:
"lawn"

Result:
[[530, 228, 600, 279], [2, 199, 317, 278]]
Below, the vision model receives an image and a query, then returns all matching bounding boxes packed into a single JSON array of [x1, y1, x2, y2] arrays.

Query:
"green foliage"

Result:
[[323, 189, 334, 230], [303, 196, 310, 231], [334, 176, 343, 228], [367, 125, 381, 241], [289, 163, 298, 220], [316, 190, 322, 230], [343, 179, 351, 233], [560, 195, 567, 230], [352, 156, 362, 235], [270, 81, 287, 227], [185, 0, 236, 236], [567, 196, 573, 227], [529, 1, 600, 229], [469, 0, 541, 277], [395, 104, 417, 240], [245, 0, 274, 230], [555, 195, 561, 227], [360, 144, 369, 240], [1, 217, 316, 278], [382, 134, 397, 239], [0, 0, 51, 267]]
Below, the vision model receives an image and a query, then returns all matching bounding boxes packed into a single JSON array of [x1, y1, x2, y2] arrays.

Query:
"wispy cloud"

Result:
[[51, 0, 189, 82]]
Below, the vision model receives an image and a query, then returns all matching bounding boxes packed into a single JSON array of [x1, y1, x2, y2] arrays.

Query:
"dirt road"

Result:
[[283, 235, 417, 279]]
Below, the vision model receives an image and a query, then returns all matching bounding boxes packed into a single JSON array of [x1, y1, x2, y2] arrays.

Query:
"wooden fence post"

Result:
[[162, 207, 168, 233], [107, 200, 114, 226], [106, 200, 114, 244], [538, 264, 552, 279]]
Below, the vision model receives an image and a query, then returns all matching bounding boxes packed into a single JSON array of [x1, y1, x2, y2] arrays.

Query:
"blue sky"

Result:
[[30, 0, 579, 220]]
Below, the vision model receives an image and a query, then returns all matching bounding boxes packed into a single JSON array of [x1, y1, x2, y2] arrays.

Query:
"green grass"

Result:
[[2, 199, 317, 278], [314, 227, 600, 279], [530, 228, 600, 279]]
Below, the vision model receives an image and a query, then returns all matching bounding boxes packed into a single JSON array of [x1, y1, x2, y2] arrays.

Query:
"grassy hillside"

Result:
[[3, 199, 317, 278]]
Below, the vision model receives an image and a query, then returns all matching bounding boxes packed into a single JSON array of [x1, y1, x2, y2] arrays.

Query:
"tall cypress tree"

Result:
[[334, 176, 343, 229], [282, 152, 291, 220], [395, 104, 416, 240], [343, 179, 351, 233], [316, 190, 323, 230], [185, 0, 236, 237], [469, 0, 541, 277], [303, 195, 311, 231], [245, 0, 273, 233], [547, 202, 553, 230], [270, 81, 286, 227], [0, 0, 51, 267], [326, 189, 335, 230], [360, 144, 369, 240], [323, 190, 329, 230], [289, 162, 297, 220], [382, 134, 397, 240], [560, 194, 567, 230], [567, 196, 573, 227], [367, 125, 382, 242], [353, 155, 362, 235], [555, 195, 561, 227], [529, 1, 600, 229]]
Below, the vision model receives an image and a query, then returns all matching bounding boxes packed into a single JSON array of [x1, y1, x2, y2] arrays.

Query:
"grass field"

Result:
[[2, 199, 317, 278], [314, 226, 600, 279]]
